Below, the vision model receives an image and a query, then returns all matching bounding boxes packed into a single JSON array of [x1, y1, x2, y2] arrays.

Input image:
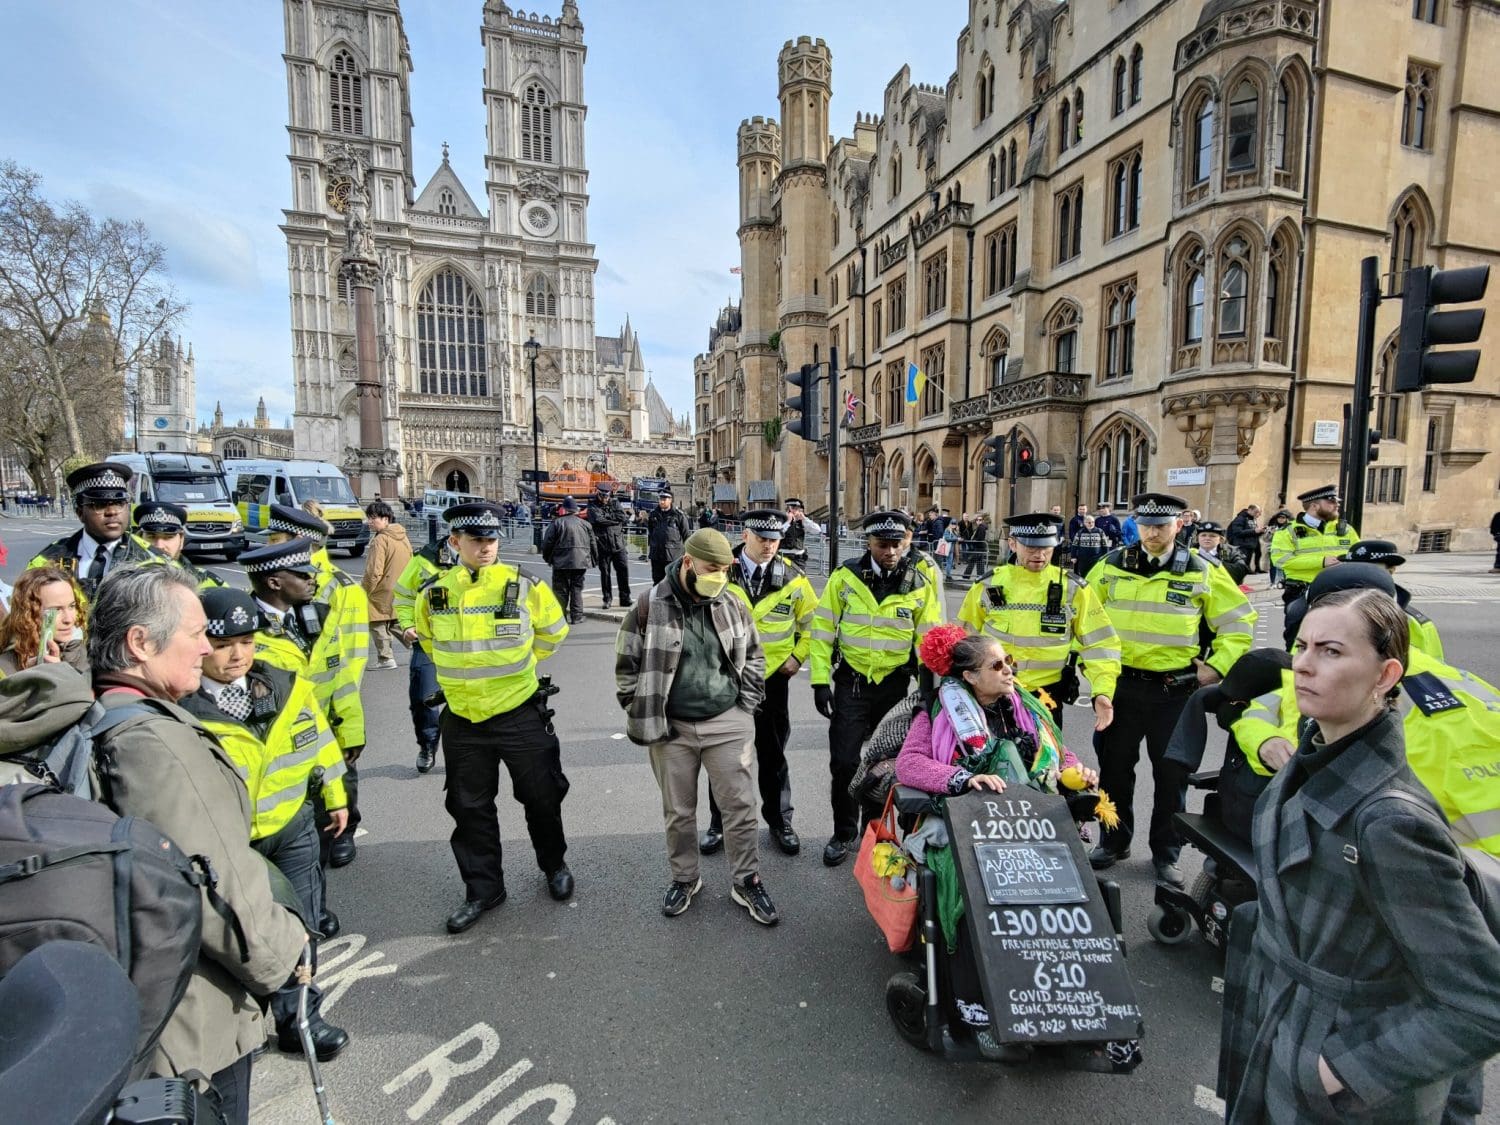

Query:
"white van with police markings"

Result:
[[223, 458, 369, 556]]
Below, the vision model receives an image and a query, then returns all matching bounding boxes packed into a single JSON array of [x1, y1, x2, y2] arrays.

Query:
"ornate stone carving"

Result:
[[1177, 0, 1316, 69], [517, 170, 561, 202], [1162, 387, 1287, 465]]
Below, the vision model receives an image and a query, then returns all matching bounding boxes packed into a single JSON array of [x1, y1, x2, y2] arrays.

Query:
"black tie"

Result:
[[86, 543, 112, 590], [751, 565, 764, 597], [283, 611, 306, 648]]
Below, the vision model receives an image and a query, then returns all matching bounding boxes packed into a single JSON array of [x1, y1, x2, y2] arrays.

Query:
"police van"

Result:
[[223, 459, 369, 556], [422, 488, 486, 512], [108, 451, 246, 560]]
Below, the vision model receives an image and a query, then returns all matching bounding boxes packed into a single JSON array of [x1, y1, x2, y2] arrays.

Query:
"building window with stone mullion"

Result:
[[1101, 278, 1136, 383], [329, 51, 364, 136], [1225, 80, 1260, 173], [417, 269, 488, 398], [521, 84, 554, 164]]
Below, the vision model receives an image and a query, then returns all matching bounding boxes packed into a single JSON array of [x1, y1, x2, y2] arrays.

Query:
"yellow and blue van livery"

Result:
[[224, 459, 370, 557]]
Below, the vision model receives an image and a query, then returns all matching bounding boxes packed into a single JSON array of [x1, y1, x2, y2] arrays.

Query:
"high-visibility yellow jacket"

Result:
[[1269, 516, 1359, 584], [1397, 587, 1445, 661], [393, 541, 452, 632], [959, 563, 1121, 700], [28, 531, 166, 601], [726, 548, 818, 679], [414, 561, 568, 721], [1086, 544, 1255, 677], [1231, 649, 1500, 855], [174, 556, 225, 592], [253, 601, 357, 753], [908, 548, 947, 619], [311, 551, 368, 751], [810, 554, 941, 686], [180, 662, 346, 840]]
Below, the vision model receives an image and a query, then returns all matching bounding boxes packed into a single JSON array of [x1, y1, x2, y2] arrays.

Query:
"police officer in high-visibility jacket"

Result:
[[415, 502, 573, 934], [699, 510, 818, 858], [1086, 492, 1256, 889], [395, 537, 457, 774], [1268, 483, 1358, 607], [958, 513, 1120, 731], [180, 587, 351, 1061], [134, 502, 225, 591], [265, 504, 368, 866], [29, 462, 163, 599], [811, 510, 943, 867]]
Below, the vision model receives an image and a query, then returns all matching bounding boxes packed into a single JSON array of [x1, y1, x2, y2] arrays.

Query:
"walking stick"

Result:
[[296, 945, 336, 1125]]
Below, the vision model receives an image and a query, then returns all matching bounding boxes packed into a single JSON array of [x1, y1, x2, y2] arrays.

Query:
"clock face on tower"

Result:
[[521, 201, 558, 238], [153, 417, 169, 430], [325, 175, 354, 214]]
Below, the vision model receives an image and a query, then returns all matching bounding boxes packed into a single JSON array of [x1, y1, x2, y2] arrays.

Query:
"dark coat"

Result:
[[1228, 510, 1261, 549], [588, 500, 628, 553], [647, 506, 691, 561], [1218, 711, 1500, 1123], [1202, 543, 1250, 585], [542, 513, 596, 570]]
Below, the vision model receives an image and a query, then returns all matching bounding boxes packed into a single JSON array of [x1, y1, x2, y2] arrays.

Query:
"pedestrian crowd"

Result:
[[0, 461, 1497, 1124]]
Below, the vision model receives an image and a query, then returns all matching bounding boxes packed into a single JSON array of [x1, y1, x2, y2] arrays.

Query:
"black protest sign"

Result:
[[943, 790, 1144, 1045]]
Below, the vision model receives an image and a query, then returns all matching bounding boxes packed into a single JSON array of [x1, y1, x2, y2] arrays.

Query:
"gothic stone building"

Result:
[[729, 0, 1499, 549], [280, 0, 691, 499]]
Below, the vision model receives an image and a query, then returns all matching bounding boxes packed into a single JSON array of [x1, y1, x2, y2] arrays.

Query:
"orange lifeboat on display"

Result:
[[523, 466, 624, 507]]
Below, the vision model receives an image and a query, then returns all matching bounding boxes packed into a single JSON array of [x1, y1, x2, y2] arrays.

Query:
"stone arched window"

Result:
[[1265, 224, 1296, 362], [1272, 69, 1303, 181], [1401, 64, 1435, 150], [889, 152, 902, 198], [1046, 301, 1080, 374], [1101, 278, 1136, 383], [976, 65, 993, 124], [1130, 45, 1144, 105], [1389, 193, 1428, 279], [437, 189, 456, 216], [604, 379, 623, 411], [1217, 233, 1253, 340], [608, 417, 626, 437], [417, 268, 488, 397], [1112, 57, 1128, 117], [1090, 418, 1151, 508], [1174, 240, 1208, 371], [870, 372, 883, 421], [983, 326, 1010, 387], [1184, 87, 1216, 197], [222, 439, 247, 460], [522, 84, 554, 163], [152, 368, 171, 403], [1225, 78, 1260, 174], [1058, 97, 1073, 153], [329, 50, 364, 136], [988, 153, 999, 200], [1008, 140, 1018, 185], [1375, 334, 1406, 441], [525, 273, 557, 318], [1072, 87, 1084, 144]]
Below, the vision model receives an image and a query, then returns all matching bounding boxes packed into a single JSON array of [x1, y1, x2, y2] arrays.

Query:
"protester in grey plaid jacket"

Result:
[[1218, 587, 1500, 1123]]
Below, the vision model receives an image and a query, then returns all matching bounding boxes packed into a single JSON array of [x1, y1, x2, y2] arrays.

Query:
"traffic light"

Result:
[[1393, 264, 1489, 392], [785, 363, 821, 442], [1016, 445, 1035, 478], [981, 435, 1007, 479], [1367, 428, 1381, 465]]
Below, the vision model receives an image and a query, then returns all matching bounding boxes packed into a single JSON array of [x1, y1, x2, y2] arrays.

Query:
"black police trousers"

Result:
[[252, 805, 327, 1036], [441, 693, 570, 902], [830, 662, 912, 841], [597, 545, 631, 605], [708, 668, 794, 835], [1092, 673, 1194, 863]]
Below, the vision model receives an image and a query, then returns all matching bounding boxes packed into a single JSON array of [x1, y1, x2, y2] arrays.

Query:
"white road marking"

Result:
[[609, 732, 626, 740], [1210, 976, 1224, 993], [1194, 1084, 1226, 1117]]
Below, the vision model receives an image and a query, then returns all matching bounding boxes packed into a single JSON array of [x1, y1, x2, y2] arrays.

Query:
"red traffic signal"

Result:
[[1016, 445, 1035, 478]]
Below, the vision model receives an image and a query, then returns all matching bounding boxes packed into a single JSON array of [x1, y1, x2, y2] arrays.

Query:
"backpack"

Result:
[[0, 699, 154, 798], [0, 781, 247, 1076]]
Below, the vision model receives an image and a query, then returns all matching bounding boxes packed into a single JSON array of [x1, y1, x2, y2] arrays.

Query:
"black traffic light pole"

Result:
[[1006, 423, 1021, 524], [1341, 256, 1382, 531]]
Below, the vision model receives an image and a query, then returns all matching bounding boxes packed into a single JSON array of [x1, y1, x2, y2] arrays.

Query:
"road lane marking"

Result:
[[1194, 1084, 1226, 1117]]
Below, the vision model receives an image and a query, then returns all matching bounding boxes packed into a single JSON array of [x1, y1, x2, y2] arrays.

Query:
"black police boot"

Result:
[[699, 827, 724, 855], [446, 889, 507, 934], [822, 835, 856, 867], [415, 743, 437, 774], [319, 910, 340, 940], [278, 1016, 350, 1061], [330, 833, 356, 868], [774, 825, 801, 856], [546, 865, 575, 901]]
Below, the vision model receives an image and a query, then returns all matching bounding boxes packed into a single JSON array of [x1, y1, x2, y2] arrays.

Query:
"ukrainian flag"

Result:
[[905, 361, 926, 404]]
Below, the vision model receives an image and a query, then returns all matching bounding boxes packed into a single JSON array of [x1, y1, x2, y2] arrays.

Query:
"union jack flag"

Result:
[[842, 390, 860, 426]]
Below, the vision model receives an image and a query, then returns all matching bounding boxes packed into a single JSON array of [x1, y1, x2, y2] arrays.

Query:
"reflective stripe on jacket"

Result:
[[313, 550, 368, 750], [958, 563, 1121, 699], [726, 551, 818, 678], [1268, 518, 1358, 584], [810, 558, 940, 686], [414, 562, 568, 721]]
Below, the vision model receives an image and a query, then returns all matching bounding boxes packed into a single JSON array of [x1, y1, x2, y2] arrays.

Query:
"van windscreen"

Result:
[[154, 476, 229, 503], [293, 476, 357, 504]]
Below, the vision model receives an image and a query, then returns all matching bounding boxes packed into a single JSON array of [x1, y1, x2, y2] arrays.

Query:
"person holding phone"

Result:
[[0, 567, 88, 676]]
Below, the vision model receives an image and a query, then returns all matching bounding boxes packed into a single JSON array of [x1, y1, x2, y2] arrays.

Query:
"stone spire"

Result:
[[254, 396, 269, 429]]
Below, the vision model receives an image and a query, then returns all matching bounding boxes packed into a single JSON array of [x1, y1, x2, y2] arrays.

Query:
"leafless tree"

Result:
[[0, 161, 186, 483]]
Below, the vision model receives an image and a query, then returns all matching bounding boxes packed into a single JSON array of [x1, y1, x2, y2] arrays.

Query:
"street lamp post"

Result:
[[524, 335, 542, 549]]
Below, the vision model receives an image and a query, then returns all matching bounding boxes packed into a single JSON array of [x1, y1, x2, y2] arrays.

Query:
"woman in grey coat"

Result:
[[1218, 586, 1500, 1123]]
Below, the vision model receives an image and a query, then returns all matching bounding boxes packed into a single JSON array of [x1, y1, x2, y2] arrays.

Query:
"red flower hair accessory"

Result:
[[918, 622, 968, 676]]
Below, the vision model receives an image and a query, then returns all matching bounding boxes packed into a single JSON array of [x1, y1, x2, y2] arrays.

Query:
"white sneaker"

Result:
[[375, 658, 398, 670]]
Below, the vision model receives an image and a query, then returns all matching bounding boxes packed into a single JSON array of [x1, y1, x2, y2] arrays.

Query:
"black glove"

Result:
[[343, 744, 365, 765], [813, 684, 835, 719]]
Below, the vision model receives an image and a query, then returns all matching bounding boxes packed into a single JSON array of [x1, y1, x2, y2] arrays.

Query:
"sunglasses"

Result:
[[987, 655, 1017, 672]]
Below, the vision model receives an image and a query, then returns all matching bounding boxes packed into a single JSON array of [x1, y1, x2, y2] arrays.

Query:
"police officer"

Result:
[[810, 511, 943, 866], [28, 462, 161, 598], [588, 487, 632, 608], [647, 489, 692, 585], [181, 587, 350, 1061], [1268, 483, 1358, 608], [134, 501, 225, 590], [242, 538, 348, 932], [415, 502, 574, 934], [395, 536, 458, 773], [780, 499, 809, 565], [1086, 493, 1256, 888], [958, 513, 1119, 731], [700, 509, 818, 857], [265, 504, 369, 866], [1192, 519, 1249, 584]]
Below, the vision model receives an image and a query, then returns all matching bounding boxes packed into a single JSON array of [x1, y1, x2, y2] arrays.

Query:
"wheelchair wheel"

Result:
[[885, 971, 931, 1050], [1189, 870, 1215, 908], [1146, 903, 1193, 946]]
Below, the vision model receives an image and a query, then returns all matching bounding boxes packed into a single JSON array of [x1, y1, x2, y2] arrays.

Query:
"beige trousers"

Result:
[[649, 706, 758, 884]]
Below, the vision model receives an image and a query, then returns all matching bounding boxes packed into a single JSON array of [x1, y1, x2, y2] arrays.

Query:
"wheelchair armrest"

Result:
[[1187, 769, 1221, 790], [893, 784, 941, 818]]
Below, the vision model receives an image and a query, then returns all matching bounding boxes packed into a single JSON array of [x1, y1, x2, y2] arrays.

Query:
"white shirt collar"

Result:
[[78, 530, 122, 565]]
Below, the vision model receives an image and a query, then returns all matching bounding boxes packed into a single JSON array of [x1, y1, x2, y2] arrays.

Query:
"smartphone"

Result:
[[36, 608, 60, 667]]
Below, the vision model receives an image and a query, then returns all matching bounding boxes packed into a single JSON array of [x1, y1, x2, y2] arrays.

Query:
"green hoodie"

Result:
[[0, 663, 96, 790]]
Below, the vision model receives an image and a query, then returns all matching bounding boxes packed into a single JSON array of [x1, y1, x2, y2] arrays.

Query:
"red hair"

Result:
[[918, 623, 969, 676]]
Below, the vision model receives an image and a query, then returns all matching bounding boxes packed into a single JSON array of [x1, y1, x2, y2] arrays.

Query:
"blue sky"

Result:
[[0, 0, 965, 429]]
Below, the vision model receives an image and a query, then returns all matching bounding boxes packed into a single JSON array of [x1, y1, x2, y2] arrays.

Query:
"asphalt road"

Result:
[[3, 517, 1497, 1124]]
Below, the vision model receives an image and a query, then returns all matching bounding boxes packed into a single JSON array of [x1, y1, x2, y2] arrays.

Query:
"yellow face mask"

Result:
[[688, 566, 729, 599]]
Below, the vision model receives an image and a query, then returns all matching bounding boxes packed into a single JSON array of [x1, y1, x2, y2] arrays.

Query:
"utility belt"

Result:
[[1282, 579, 1309, 597], [1119, 664, 1198, 694], [426, 675, 560, 729], [833, 657, 913, 696]]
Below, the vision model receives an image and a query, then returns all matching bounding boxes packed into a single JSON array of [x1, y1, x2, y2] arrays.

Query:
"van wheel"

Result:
[[346, 545, 365, 558], [1146, 904, 1193, 946], [222, 549, 241, 562]]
